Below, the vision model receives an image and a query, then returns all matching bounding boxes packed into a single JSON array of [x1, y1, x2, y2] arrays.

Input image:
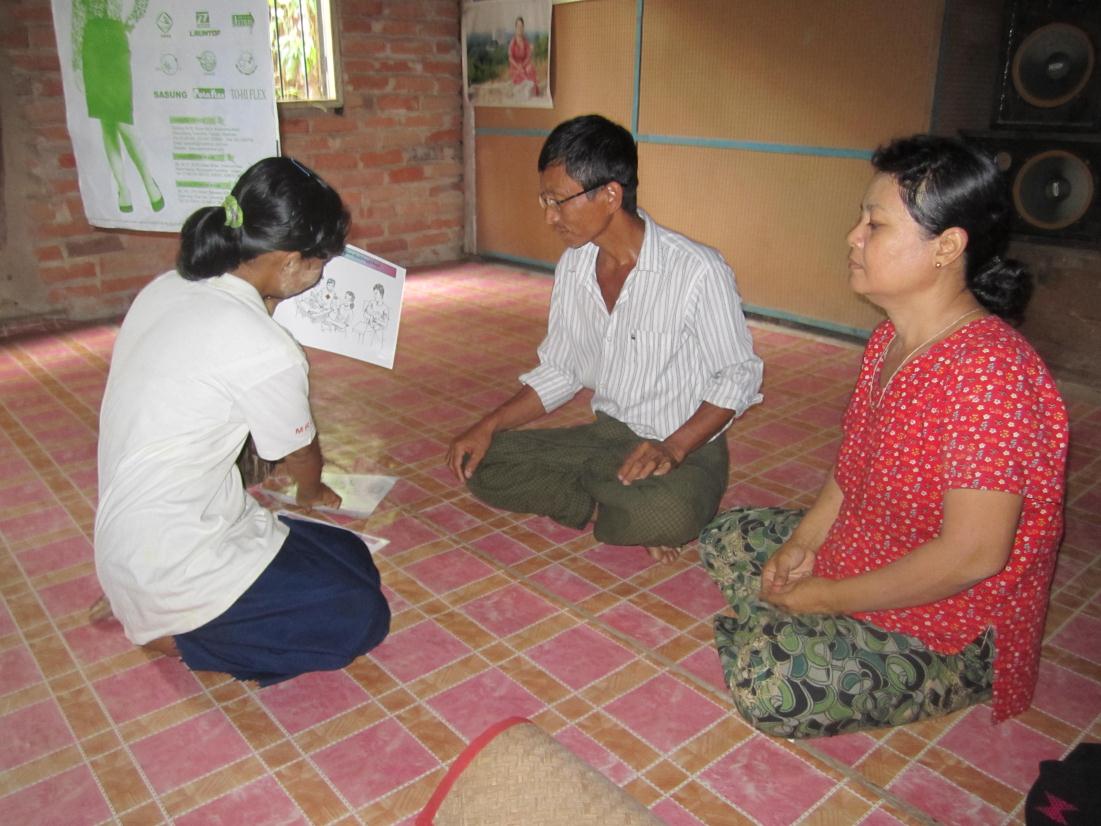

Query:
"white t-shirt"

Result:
[[95, 272, 316, 644]]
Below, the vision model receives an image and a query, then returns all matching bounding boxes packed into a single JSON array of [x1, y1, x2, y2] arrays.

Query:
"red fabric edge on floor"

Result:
[[415, 716, 533, 825]]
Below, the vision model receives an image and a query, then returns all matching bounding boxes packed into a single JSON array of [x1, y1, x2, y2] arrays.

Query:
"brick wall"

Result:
[[0, 0, 464, 323]]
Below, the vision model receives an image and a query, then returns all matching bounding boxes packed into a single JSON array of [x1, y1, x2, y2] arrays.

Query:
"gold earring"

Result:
[[935, 262, 943, 269]]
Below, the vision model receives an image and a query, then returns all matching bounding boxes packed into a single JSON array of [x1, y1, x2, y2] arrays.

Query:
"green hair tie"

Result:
[[223, 194, 244, 229]]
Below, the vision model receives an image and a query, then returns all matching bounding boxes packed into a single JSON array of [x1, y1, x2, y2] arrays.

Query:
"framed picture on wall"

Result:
[[462, 0, 553, 108]]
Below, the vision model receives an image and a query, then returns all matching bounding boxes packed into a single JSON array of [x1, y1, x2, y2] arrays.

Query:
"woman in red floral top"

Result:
[[701, 135, 1068, 738]]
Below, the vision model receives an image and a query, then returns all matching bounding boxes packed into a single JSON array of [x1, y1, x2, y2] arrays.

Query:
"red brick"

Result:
[[376, 20, 419, 37], [427, 128, 461, 144], [388, 166, 425, 184], [426, 160, 462, 178], [355, 114, 400, 130], [13, 5, 53, 23], [325, 171, 387, 190], [388, 217, 435, 235], [393, 75, 437, 93], [313, 153, 360, 171], [30, 26, 60, 50], [24, 98, 66, 123], [276, 116, 312, 134], [421, 95, 458, 112], [354, 222, 388, 239], [65, 235, 126, 258], [373, 59, 418, 74], [9, 52, 60, 73], [309, 115, 360, 133], [387, 39, 435, 57], [348, 74, 391, 92], [39, 260, 98, 284], [33, 76, 64, 97], [1, 28, 30, 49], [39, 220, 95, 239], [34, 245, 63, 263], [424, 60, 458, 75], [360, 149, 403, 167], [369, 238, 409, 255]]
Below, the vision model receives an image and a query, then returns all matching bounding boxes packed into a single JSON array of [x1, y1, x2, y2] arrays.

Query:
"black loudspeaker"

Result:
[[994, 0, 1101, 131], [963, 131, 1101, 246]]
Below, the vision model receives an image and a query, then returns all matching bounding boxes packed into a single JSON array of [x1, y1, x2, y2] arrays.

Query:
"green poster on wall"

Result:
[[52, 0, 279, 231]]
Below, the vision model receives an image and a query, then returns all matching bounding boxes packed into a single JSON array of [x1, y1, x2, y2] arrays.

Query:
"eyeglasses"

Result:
[[538, 181, 610, 211]]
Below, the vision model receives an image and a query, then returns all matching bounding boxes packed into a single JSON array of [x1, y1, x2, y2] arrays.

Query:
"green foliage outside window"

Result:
[[269, 0, 332, 102]]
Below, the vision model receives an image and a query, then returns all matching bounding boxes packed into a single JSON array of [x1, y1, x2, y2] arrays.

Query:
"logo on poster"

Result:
[[197, 51, 218, 74], [235, 51, 258, 75], [232, 13, 256, 31], [194, 88, 226, 100], [191, 11, 221, 36], [230, 88, 267, 100]]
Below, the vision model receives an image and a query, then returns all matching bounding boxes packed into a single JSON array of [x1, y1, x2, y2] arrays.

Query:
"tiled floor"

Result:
[[1, 261, 1099, 825]]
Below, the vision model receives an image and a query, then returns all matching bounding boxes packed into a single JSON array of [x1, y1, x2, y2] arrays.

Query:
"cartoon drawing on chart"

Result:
[[353, 283, 390, 348], [295, 277, 338, 322], [322, 290, 356, 332], [71, 0, 165, 214]]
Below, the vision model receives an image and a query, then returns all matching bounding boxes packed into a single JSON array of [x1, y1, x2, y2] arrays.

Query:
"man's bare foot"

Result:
[[89, 595, 114, 623], [142, 636, 181, 658], [646, 545, 683, 564]]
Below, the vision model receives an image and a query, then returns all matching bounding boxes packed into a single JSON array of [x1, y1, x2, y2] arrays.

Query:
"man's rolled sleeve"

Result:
[[517, 269, 584, 413], [518, 362, 580, 413], [693, 256, 763, 415], [702, 357, 764, 415]]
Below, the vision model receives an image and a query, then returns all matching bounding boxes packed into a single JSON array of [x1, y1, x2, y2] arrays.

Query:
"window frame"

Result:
[[269, 0, 344, 111]]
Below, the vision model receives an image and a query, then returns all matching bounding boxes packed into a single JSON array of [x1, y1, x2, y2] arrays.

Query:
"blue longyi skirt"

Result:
[[174, 516, 390, 685]]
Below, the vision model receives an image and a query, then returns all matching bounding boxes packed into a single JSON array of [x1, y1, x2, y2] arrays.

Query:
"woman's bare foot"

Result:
[[646, 545, 683, 564], [89, 594, 115, 623], [142, 636, 181, 658]]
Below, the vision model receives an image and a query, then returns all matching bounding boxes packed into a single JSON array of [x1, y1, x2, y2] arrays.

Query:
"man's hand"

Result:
[[296, 481, 342, 510], [447, 420, 495, 481], [617, 440, 684, 485]]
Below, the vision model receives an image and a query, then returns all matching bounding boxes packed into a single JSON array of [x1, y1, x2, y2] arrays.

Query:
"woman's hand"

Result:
[[296, 481, 342, 510], [760, 540, 817, 595], [760, 575, 837, 614]]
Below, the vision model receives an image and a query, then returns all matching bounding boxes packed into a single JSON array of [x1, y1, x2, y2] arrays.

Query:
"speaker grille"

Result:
[[1012, 23, 1095, 108], [1012, 149, 1095, 230]]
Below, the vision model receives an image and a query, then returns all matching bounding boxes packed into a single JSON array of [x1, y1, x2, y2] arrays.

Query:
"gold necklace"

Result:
[[873, 308, 983, 407]]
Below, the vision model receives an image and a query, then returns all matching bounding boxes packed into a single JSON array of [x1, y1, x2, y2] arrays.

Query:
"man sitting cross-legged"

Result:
[[447, 114, 762, 562]]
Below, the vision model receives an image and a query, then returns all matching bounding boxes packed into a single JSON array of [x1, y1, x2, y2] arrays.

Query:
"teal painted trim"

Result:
[[743, 304, 871, 340], [478, 251, 556, 272], [631, 0, 645, 135], [476, 128, 873, 161], [476, 252, 873, 340], [636, 133, 874, 160]]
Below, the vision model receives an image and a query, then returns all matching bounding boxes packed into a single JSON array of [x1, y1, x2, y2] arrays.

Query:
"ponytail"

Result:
[[176, 157, 349, 281]]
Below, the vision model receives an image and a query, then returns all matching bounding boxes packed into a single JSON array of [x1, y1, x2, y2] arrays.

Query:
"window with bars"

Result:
[[268, 0, 342, 106]]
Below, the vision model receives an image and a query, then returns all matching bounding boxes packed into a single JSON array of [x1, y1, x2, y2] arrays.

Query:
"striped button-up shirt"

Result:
[[520, 210, 763, 441]]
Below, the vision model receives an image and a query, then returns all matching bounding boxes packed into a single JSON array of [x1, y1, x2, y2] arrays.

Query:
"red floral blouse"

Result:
[[814, 315, 1068, 720]]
